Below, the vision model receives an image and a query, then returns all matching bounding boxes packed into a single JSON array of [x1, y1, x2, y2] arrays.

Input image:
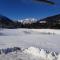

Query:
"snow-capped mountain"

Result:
[[18, 18, 37, 24]]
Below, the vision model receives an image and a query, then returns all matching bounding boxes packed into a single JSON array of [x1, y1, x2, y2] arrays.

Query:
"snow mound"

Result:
[[23, 47, 59, 60], [0, 47, 60, 60]]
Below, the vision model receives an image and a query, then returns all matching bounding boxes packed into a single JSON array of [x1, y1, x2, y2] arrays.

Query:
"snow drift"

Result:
[[23, 47, 59, 60], [0, 28, 60, 60], [0, 46, 60, 60]]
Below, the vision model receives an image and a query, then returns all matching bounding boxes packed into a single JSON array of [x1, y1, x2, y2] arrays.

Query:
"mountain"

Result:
[[37, 14, 60, 29], [38, 14, 60, 22], [17, 14, 60, 29], [0, 15, 16, 28], [17, 18, 38, 28], [0, 14, 60, 29], [18, 18, 37, 24]]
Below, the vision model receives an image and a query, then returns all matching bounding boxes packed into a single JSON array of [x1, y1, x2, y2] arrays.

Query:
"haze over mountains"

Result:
[[0, 14, 60, 29]]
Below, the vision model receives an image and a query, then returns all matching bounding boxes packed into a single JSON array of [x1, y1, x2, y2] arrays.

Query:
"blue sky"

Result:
[[0, 0, 60, 20]]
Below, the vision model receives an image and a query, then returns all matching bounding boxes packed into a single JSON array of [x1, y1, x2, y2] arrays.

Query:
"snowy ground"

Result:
[[0, 28, 60, 60]]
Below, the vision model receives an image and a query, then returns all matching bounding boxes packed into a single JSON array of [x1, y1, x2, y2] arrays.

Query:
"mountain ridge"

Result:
[[0, 14, 60, 29]]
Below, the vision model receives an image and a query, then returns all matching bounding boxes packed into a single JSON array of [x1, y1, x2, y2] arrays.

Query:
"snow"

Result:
[[18, 18, 37, 23], [0, 28, 60, 60], [31, 29, 60, 35], [0, 47, 59, 60]]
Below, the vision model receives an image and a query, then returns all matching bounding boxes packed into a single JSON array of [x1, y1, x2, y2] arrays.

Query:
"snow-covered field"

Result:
[[0, 28, 60, 60]]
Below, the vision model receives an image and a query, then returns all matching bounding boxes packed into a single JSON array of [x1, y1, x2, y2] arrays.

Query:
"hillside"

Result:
[[20, 14, 60, 29], [37, 14, 60, 29], [0, 14, 60, 29], [0, 15, 17, 28]]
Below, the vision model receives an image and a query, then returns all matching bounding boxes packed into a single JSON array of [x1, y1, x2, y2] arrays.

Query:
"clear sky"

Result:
[[0, 0, 60, 20]]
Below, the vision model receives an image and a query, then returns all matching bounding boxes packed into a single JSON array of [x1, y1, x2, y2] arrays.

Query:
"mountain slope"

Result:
[[17, 14, 60, 29], [0, 15, 16, 28], [0, 14, 60, 29], [37, 14, 60, 29]]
